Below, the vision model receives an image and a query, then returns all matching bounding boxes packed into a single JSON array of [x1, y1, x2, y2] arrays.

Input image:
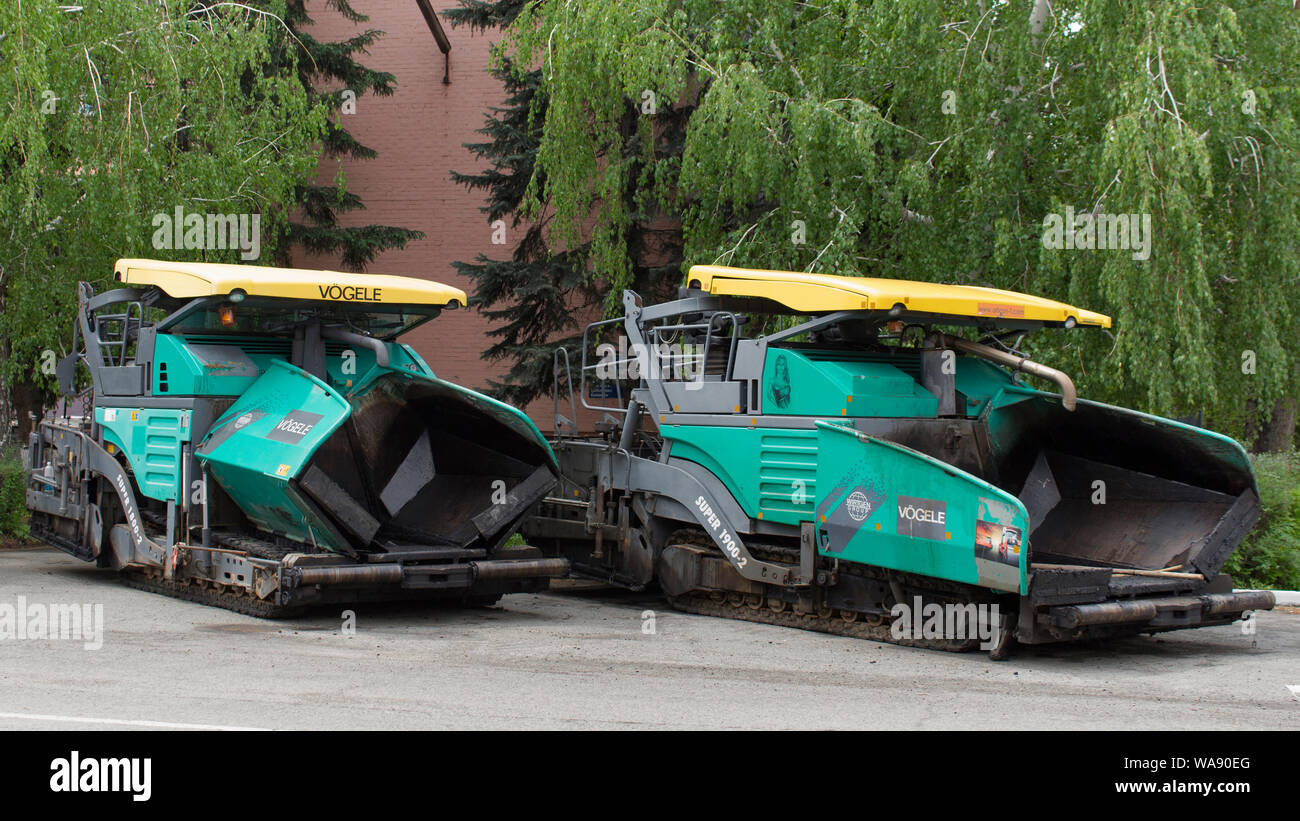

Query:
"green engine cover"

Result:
[[763, 347, 938, 418]]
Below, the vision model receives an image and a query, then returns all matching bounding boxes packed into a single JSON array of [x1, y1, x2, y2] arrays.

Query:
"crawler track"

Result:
[[121, 568, 299, 618], [117, 520, 512, 617], [669, 592, 978, 652], [121, 521, 302, 617], [664, 528, 1005, 653]]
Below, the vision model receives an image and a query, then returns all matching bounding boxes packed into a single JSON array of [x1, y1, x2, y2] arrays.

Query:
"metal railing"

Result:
[[647, 311, 740, 382], [552, 346, 578, 436], [577, 311, 743, 412], [579, 316, 634, 412], [92, 299, 144, 367]]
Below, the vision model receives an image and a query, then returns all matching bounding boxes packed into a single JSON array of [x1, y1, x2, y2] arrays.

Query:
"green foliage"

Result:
[[0, 456, 29, 539], [447, 0, 685, 405], [498, 0, 1300, 440], [0, 0, 329, 403], [1224, 452, 1300, 590]]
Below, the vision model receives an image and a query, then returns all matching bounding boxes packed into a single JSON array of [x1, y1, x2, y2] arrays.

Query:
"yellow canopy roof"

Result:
[[114, 259, 466, 308], [688, 265, 1111, 328]]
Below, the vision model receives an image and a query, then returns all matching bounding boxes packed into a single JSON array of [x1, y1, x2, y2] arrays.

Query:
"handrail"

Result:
[[552, 347, 578, 436], [648, 311, 740, 382], [580, 316, 630, 412]]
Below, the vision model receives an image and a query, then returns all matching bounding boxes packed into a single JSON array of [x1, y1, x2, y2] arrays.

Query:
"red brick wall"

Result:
[[298, 0, 583, 428]]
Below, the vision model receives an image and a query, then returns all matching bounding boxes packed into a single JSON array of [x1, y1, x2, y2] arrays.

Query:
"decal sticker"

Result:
[[115, 472, 143, 549], [896, 495, 947, 541], [815, 460, 886, 553], [694, 495, 746, 568], [974, 496, 1022, 593], [104, 409, 117, 422], [266, 410, 324, 444], [770, 353, 791, 409], [976, 520, 1021, 568], [845, 490, 872, 522], [275, 463, 292, 477], [976, 302, 1025, 319]]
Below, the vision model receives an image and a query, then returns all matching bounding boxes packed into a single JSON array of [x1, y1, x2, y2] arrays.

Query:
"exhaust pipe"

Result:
[[321, 326, 389, 368], [939, 333, 1076, 410]]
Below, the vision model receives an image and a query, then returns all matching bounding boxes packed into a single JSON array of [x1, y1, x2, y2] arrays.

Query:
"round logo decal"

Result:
[[233, 413, 253, 429], [846, 490, 871, 522]]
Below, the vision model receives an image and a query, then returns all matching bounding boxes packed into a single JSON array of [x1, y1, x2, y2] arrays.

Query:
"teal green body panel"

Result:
[[153, 334, 263, 396], [194, 359, 352, 550], [666, 418, 1028, 593], [662, 346, 1251, 597], [763, 347, 938, 418], [812, 422, 1028, 594], [952, 358, 1028, 416], [94, 406, 192, 502], [664, 424, 818, 526], [152, 334, 432, 398]]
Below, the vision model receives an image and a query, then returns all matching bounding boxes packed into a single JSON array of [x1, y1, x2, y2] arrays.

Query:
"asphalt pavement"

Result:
[[1, 546, 1296, 730]]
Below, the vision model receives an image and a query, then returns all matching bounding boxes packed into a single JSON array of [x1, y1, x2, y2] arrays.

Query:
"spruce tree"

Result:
[[445, 0, 687, 408]]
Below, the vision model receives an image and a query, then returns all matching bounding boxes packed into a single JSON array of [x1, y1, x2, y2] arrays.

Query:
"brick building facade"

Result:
[[299, 1, 568, 429]]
